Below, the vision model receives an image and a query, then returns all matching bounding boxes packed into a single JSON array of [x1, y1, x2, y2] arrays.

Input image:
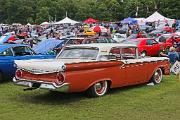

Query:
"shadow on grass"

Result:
[[108, 84, 147, 95], [15, 84, 148, 105], [0, 78, 13, 85], [17, 91, 88, 105]]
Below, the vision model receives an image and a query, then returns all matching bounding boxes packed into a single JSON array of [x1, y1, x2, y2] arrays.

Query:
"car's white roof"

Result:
[[67, 43, 136, 48], [65, 43, 137, 55]]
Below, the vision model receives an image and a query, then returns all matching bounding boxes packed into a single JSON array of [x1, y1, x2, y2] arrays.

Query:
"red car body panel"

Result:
[[16, 60, 170, 93]]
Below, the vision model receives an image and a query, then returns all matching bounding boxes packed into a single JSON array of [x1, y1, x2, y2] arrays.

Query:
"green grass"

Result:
[[0, 75, 179, 120]]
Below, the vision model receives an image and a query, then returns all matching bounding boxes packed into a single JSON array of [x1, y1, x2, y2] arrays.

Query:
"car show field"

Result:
[[0, 0, 179, 119], [0, 75, 179, 120]]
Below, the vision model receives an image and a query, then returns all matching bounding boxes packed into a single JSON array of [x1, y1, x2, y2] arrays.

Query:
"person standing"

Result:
[[168, 47, 179, 65]]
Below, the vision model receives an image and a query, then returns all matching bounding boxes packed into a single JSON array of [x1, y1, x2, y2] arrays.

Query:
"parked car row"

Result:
[[34, 37, 117, 54], [0, 34, 175, 84], [0, 28, 175, 97]]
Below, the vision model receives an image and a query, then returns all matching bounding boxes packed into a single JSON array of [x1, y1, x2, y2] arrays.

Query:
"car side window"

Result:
[[66, 39, 83, 45], [97, 39, 107, 43], [84, 39, 97, 44], [147, 39, 158, 45], [0, 48, 13, 56], [146, 40, 153, 45], [121, 48, 136, 59], [159, 36, 166, 42], [13, 46, 34, 56], [109, 47, 121, 60]]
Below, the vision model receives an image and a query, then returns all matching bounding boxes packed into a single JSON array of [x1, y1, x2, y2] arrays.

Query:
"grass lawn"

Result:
[[0, 75, 179, 120]]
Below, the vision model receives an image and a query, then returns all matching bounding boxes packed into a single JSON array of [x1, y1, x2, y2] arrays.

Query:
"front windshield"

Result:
[[57, 47, 99, 60]]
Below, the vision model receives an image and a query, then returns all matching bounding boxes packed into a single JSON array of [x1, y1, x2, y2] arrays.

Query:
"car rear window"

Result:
[[57, 47, 99, 60]]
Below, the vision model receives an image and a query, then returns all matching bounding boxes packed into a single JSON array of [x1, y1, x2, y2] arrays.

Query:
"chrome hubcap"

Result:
[[94, 81, 107, 95], [154, 69, 162, 83]]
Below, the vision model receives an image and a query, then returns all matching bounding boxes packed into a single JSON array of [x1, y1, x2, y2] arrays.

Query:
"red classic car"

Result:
[[157, 34, 180, 45], [124, 38, 172, 56], [13, 43, 170, 97]]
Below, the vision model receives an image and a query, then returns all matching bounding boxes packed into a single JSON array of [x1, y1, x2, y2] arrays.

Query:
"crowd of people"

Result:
[[0, 20, 180, 66]]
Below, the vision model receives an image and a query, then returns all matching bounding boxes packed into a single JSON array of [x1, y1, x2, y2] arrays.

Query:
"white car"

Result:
[[112, 33, 126, 43]]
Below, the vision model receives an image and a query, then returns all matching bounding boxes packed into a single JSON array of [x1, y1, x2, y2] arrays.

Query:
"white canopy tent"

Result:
[[40, 22, 49, 26], [145, 11, 174, 22], [54, 17, 79, 25], [145, 11, 175, 27], [27, 23, 32, 26]]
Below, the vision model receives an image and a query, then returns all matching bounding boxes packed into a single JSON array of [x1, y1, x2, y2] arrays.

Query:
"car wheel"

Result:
[[141, 51, 147, 57], [87, 81, 108, 97], [150, 68, 163, 84], [0, 72, 3, 83]]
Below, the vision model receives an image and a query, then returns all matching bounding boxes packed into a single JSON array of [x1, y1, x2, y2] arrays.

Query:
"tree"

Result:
[[0, 0, 179, 24]]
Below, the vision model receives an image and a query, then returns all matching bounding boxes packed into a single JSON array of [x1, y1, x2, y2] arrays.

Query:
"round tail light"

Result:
[[56, 72, 65, 85], [15, 69, 23, 79]]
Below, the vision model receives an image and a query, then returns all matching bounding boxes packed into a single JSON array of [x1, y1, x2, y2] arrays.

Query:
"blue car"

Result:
[[0, 44, 56, 82], [33, 38, 65, 55]]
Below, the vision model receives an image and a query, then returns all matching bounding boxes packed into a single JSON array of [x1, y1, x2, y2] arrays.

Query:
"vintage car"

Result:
[[123, 38, 172, 56], [0, 44, 56, 82], [112, 33, 127, 43], [13, 43, 170, 97], [53, 37, 116, 54], [157, 34, 180, 45]]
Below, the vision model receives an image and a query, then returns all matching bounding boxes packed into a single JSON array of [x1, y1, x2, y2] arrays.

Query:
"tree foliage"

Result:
[[0, 0, 179, 24]]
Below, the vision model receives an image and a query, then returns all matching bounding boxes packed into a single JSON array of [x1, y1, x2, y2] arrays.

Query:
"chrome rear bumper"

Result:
[[13, 77, 69, 92]]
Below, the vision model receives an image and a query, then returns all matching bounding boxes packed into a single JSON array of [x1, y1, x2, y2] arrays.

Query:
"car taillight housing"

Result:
[[15, 69, 23, 79], [56, 72, 65, 85]]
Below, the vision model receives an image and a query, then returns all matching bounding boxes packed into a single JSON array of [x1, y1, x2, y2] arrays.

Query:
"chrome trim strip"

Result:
[[13, 77, 69, 92]]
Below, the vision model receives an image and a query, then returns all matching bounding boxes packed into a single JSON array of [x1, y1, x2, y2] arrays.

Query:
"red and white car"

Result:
[[13, 43, 170, 97]]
